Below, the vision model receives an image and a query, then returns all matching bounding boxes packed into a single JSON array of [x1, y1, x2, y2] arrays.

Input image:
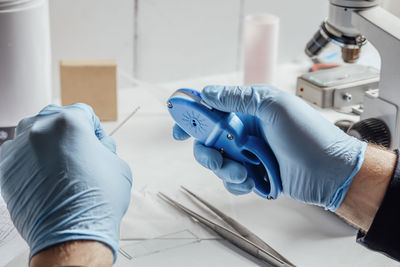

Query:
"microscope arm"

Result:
[[352, 6, 400, 147], [353, 6, 400, 103]]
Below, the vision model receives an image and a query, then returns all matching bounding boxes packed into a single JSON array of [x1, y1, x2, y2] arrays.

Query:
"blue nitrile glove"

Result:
[[173, 85, 367, 211], [0, 103, 132, 261]]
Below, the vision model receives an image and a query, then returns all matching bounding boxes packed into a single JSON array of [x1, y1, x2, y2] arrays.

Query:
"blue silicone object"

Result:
[[167, 88, 282, 199]]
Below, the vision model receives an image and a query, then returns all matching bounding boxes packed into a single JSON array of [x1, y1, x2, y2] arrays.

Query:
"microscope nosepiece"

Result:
[[305, 21, 366, 63], [305, 29, 330, 59]]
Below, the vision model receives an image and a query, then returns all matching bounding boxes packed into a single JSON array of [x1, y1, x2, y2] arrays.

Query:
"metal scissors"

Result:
[[158, 186, 295, 267]]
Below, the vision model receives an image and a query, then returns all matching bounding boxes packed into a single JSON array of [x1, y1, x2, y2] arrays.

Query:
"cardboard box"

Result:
[[60, 59, 117, 121]]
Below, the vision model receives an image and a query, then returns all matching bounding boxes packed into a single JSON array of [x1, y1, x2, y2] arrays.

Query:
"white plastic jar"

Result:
[[0, 0, 51, 145]]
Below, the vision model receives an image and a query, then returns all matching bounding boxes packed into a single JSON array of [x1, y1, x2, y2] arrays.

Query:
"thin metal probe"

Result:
[[109, 106, 141, 136], [158, 192, 289, 267], [118, 248, 133, 260], [180, 186, 295, 267]]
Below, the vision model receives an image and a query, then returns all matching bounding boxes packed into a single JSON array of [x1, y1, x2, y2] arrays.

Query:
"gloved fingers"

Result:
[[173, 124, 191, 140], [193, 140, 222, 170], [38, 103, 117, 153], [0, 139, 13, 160], [201, 85, 279, 116], [118, 159, 133, 186], [15, 116, 36, 136], [65, 103, 117, 153], [213, 158, 247, 184], [64, 103, 106, 137], [193, 141, 248, 182], [100, 136, 117, 154], [38, 104, 63, 115], [223, 178, 254, 195]]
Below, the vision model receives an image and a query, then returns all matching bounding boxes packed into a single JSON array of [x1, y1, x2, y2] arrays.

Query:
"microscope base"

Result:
[[361, 91, 398, 148]]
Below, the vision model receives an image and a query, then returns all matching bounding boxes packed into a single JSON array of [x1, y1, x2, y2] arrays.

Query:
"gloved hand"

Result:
[[0, 103, 132, 261], [173, 85, 367, 211]]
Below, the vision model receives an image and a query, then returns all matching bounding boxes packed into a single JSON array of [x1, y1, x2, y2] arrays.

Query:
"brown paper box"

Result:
[[60, 59, 117, 121]]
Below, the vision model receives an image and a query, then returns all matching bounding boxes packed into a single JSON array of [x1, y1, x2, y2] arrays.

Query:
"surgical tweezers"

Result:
[[158, 186, 295, 267]]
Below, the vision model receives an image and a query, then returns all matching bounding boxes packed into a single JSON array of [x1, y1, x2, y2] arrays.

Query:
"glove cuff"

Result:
[[326, 141, 368, 211]]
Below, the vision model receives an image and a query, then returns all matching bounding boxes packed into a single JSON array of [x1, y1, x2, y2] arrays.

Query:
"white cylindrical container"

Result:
[[0, 0, 51, 145], [243, 14, 279, 85]]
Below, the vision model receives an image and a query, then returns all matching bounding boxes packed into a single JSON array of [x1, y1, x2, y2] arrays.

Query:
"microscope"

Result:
[[304, 0, 400, 148]]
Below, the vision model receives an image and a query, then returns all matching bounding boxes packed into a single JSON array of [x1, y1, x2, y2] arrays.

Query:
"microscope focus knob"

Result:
[[347, 118, 391, 148]]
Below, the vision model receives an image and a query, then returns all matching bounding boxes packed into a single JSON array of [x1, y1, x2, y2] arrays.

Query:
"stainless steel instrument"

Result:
[[158, 187, 295, 267]]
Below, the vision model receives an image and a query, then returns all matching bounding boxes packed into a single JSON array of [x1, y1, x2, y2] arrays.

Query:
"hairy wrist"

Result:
[[336, 144, 397, 232], [30, 240, 113, 267]]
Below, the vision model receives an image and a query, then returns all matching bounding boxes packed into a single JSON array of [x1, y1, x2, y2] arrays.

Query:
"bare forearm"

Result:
[[30, 240, 113, 267], [336, 144, 397, 232]]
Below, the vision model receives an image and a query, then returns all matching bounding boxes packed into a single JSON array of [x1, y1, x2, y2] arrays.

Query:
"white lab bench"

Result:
[[5, 62, 398, 267], [111, 62, 396, 267]]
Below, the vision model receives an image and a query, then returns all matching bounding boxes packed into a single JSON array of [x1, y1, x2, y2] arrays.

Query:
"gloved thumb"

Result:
[[201, 85, 274, 116]]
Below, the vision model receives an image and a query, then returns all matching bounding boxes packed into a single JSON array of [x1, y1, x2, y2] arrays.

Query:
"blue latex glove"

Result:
[[173, 85, 367, 211], [0, 103, 132, 261]]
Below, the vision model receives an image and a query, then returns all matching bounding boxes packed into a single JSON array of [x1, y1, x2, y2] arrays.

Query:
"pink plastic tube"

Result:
[[243, 14, 280, 85]]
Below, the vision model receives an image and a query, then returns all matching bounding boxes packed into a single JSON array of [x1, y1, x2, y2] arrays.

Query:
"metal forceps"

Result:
[[158, 186, 295, 267]]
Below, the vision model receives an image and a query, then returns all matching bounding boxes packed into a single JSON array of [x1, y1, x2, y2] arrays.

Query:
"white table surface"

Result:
[[110, 62, 396, 267], [5, 62, 398, 267]]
